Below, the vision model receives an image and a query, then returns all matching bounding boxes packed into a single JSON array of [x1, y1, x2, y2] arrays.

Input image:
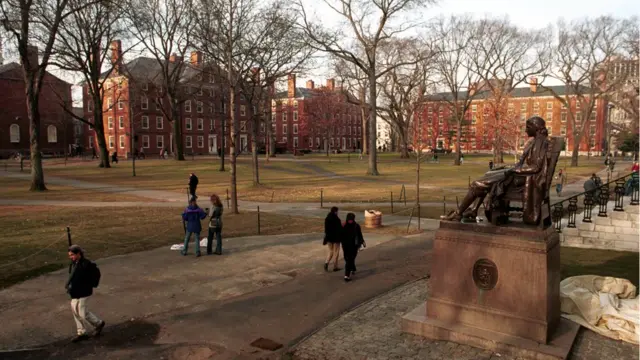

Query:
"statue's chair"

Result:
[[485, 137, 564, 228]]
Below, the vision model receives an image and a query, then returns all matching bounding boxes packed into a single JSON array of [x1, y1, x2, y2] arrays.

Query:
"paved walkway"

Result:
[[291, 279, 639, 360]]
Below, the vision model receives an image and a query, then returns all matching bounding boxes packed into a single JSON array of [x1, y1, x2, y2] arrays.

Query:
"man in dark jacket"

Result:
[[323, 207, 342, 272], [341, 213, 365, 282], [181, 197, 207, 256], [66, 245, 105, 343], [189, 173, 199, 198]]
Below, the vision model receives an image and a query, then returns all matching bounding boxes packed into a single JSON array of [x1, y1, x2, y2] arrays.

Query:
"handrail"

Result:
[[550, 172, 636, 207]]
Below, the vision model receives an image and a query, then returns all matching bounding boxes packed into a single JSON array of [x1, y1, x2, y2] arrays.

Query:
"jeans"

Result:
[[207, 227, 222, 254], [182, 231, 201, 255], [556, 184, 563, 195], [189, 186, 197, 198]]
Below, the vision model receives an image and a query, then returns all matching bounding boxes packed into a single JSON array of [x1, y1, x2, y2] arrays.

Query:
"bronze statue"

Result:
[[443, 116, 551, 225]]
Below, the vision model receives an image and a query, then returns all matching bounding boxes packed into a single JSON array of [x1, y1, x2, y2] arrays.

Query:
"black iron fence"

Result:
[[551, 172, 639, 233]]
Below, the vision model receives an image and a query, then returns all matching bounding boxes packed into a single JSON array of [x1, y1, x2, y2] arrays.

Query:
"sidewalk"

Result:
[[290, 279, 639, 360]]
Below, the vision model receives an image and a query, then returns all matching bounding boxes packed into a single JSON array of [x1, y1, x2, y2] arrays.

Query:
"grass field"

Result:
[[0, 205, 417, 289]]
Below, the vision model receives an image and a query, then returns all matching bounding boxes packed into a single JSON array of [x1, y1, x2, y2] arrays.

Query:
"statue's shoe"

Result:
[[440, 210, 462, 221]]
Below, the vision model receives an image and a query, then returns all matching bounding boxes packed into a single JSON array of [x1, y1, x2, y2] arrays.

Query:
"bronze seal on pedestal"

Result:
[[473, 259, 498, 290]]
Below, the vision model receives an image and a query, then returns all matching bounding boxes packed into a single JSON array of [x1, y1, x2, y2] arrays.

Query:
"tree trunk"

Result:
[[367, 71, 379, 175], [220, 116, 226, 171], [359, 86, 367, 154], [454, 121, 462, 165], [229, 86, 239, 214], [93, 106, 110, 168], [570, 135, 580, 167], [251, 115, 260, 186], [264, 105, 272, 162], [26, 87, 46, 191], [399, 130, 409, 159], [170, 97, 185, 161]]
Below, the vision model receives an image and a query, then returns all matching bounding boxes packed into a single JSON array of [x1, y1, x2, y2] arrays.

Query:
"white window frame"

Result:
[[197, 136, 204, 148], [197, 101, 203, 113], [283, 112, 287, 122], [185, 135, 192, 148], [119, 116, 125, 129], [141, 96, 148, 110], [282, 136, 287, 143], [9, 124, 20, 143], [210, 119, 214, 131], [283, 124, 287, 134], [88, 137, 93, 148], [293, 111, 298, 121], [142, 116, 149, 129], [186, 118, 192, 131], [156, 98, 163, 110], [293, 123, 298, 134], [185, 100, 191, 113], [546, 102, 553, 110], [142, 82, 148, 91], [108, 117, 114, 129], [240, 105, 246, 117], [118, 100, 123, 110], [156, 116, 163, 130], [119, 135, 125, 149], [293, 137, 298, 148], [156, 135, 164, 149], [108, 136, 115, 148], [107, 98, 112, 109], [197, 118, 203, 130], [142, 135, 150, 149]]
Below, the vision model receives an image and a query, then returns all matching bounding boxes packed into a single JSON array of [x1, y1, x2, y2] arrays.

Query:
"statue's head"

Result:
[[525, 116, 547, 137]]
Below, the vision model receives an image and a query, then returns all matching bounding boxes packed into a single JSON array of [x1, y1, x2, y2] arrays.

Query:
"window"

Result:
[[119, 135, 125, 149], [209, 75, 215, 83], [576, 112, 583, 121], [107, 98, 112, 109], [293, 111, 298, 121], [330, 138, 334, 147], [186, 118, 192, 131], [156, 116, 163, 129], [185, 100, 191, 112], [316, 137, 320, 147], [196, 101, 203, 113], [520, 103, 526, 111], [142, 135, 150, 148], [438, 116, 443, 125], [471, 115, 477, 125], [590, 111, 596, 120], [293, 124, 298, 134], [142, 82, 148, 91], [9, 124, 19, 143], [119, 116, 124, 129], [240, 121, 247, 132], [108, 136, 115, 148], [88, 138, 93, 148], [561, 126, 567, 135], [283, 112, 287, 122], [546, 112, 552, 121], [561, 103, 567, 109], [156, 135, 164, 149], [533, 103, 539, 112], [156, 98, 163, 111], [293, 137, 298, 148], [209, 102, 213, 114], [108, 117, 114, 129], [197, 136, 204, 148], [209, 89, 214, 97], [590, 125, 596, 135], [88, 100, 93, 112], [142, 116, 149, 129], [240, 105, 246, 116], [157, 85, 163, 95], [252, 105, 256, 115], [282, 137, 287, 143], [471, 105, 477, 112], [576, 101, 581, 109], [197, 118, 203, 130], [118, 100, 123, 110], [141, 96, 148, 110], [210, 119, 214, 131], [283, 124, 287, 134], [198, 87, 203, 96], [357, 127, 361, 135], [546, 102, 553, 110], [186, 136, 192, 148], [561, 112, 567, 122]]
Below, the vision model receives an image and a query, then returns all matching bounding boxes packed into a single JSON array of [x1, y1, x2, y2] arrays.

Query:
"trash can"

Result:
[[364, 210, 382, 228]]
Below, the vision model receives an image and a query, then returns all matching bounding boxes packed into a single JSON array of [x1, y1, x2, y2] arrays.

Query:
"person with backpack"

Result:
[[181, 197, 207, 257], [65, 245, 105, 343], [341, 213, 365, 282], [323, 206, 342, 272]]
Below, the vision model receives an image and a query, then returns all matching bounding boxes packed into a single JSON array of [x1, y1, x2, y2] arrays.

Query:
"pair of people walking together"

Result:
[[181, 194, 224, 256], [324, 207, 366, 282]]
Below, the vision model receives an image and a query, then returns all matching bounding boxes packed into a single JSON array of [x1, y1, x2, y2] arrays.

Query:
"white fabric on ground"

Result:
[[170, 237, 207, 251], [560, 275, 639, 344]]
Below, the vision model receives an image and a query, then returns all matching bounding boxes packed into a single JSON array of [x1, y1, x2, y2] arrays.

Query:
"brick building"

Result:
[[83, 41, 255, 157], [0, 48, 73, 158], [417, 80, 606, 155], [272, 75, 363, 152]]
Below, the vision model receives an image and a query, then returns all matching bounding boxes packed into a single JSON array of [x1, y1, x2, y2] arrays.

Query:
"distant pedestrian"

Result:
[[207, 194, 224, 255], [323, 206, 342, 272], [111, 152, 118, 164], [188, 172, 199, 198], [91, 147, 97, 160], [139, 146, 145, 159], [632, 161, 639, 173], [341, 213, 365, 282], [555, 169, 566, 197], [358, 148, 363, 160], [181, 197, 207, 257], [159, 148, 165, 159], [489, 160, 494, 170], [65, 245, 105, 343], [460, 154, 464, 165], [217, 146, 221, 158]]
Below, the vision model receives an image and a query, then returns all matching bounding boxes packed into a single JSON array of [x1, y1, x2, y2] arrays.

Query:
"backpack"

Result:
[[89, 261, 101, 288]]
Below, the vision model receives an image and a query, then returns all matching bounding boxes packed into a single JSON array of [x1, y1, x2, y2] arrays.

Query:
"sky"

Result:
[[1, 0, 638, 105]]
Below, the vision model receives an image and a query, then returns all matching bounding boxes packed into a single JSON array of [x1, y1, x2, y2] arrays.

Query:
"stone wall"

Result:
[[560, 204, 639, 252]]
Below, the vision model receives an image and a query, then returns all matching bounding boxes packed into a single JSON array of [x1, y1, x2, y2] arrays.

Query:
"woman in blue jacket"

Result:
[[181, 197, 207, 256]]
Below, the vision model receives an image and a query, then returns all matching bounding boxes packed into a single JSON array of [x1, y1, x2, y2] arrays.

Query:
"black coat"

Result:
[[341, 222, 364, 254], [189, 175, 199, 189], [324, 212, 342, 244], [66, 257, 96, 299]]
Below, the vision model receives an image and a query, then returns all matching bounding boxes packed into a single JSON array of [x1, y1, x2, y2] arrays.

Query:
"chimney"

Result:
[[169, 53, 178, 63], [326, 78, 335, 91], [190, 51, 203, 66], [251, 67, 260, 82], [529, 76, 538, 93], [287, 73, 296, 98], [110, 40, 122, 72], [306, 80, 314, 89], [23, 45, 38, 71]]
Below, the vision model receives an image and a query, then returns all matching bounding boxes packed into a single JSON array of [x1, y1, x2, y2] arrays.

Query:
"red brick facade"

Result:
[[0, 62, 73, 158]]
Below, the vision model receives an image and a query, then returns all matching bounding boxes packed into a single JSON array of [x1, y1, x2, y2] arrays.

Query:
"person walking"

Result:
[[323, 206, 342, 272], [139, 146, 145, 159], [111, 151, 118, 164], [207, 194, 224, 255], [341, 213, 365, 282], [181, 197, 207, 257], [65, 245, 105, 343], [188, 172, 199, 198], [554, 169, 567, 197], [460, 154, 464, 165], [91, 147, 97, 160]]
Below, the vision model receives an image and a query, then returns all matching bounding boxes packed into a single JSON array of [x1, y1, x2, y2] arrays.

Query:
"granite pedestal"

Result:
[[402, 221, 579, 360]]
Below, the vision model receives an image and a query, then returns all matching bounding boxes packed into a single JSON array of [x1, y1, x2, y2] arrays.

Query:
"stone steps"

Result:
[[560, 204, 639, 252]]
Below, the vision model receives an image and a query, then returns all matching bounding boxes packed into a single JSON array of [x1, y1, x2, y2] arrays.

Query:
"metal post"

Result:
[[583, 192, 593, 222], [321, 189, 324, 208], [614, 178, 625, 211], [598, 184, 609, 217], [631, 173, 639, 206], [552, 203, 563, 233], [567, 197, 577, 228], [443, 196, 446, 215], [407, 206, 416, 233], [257, 206, 261, 235], [20, 157, 24, 172], [270, 191, 274, 203], [66, 227, 72, 246], [390, 191, 394, 213]]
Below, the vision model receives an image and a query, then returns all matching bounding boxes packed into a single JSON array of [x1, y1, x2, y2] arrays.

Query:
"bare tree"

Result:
[[334, 56, 369, 155], [297, 0, 435, 175], [51, 0, 127, 168], [124, 0, 194, 161], [609, 17, 639, 126], [0, 0, 92, 190], [540, 16, 632, 166]]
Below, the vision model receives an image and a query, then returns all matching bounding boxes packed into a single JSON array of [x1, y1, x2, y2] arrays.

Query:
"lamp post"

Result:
[[606, 103, 614, 157]]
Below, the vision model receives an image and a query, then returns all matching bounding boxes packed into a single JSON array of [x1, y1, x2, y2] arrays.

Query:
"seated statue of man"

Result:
[[443, 116, 550, 225]]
